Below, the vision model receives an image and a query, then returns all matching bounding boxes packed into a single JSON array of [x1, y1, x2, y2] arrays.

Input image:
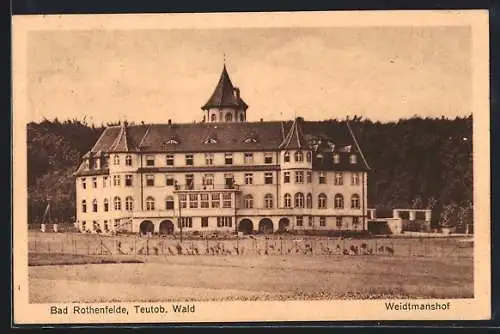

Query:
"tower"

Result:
[[201, 64, 248, 123]]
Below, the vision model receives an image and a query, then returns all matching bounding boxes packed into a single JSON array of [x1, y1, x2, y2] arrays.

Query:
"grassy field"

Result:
[[27, 231, 474, 303]]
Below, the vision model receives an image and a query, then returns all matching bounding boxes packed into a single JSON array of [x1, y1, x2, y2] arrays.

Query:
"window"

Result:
[[166, 154, 174, 166], [146, 196, 155, 211], [92, 177, 97, 188], [336, 216, 343, 228], [103, 199, 109, 212], [217, 216, 232, 227], [200, 194, 209, 208], [81, 178, 87, 189], [202, 174, 214, 187], [211, 193, 220, 208], [264, 152, 273, 164], [224, 153, 233, 165], [185, 154, 194, 166], [264, 193, 273, 209], [334, 194, 344, 209], [284, 151, 290, 162], [113, 175, 121, 187], [201, 217, 209, 227], [85, 159, 90, 169], [350, 154, 357, 164], [224, 174, 234, 189], [95, 158, 101, 169], [295, 171, 304, 184], [125, 196, 134, 211], [125, 174, 133, 187], [244, 195, 254, 209], [351, 194, 361, 209], [244, 173, 253, 185], [244, 153, 254, 164], [189, 194, 198, 208], [113, 155, 120, 165], [146, 174, 155, 187], [264, 172, 273, 184], [205, 153, 214, 165], [308, 216, 313, 227], [316, 153, 324, 164], [351, 173, 360, 186], [145, 155, 155, 167], [306, 171, 312, 183], [125, 155, 132, 166], [165, 175, 175, 186], [296, 216, 303, 227], [333, 154, 340, 164], [165, 196, 174, 210], [294, 193, 304, 208], [225, 113, 233, 122], [113, 197, 121, 211], [179, 194, 187, 208], [81, 200, 87, 213], [334, 172, 344, 185], [318, 193, 327, 209], [353, 217, 360, 228], [306, 193, 313, 208], [320, 216, 326, 227], [92, 199, 98, 212], [284, 193, 292, 208], [283, 172, 290, 183], [294, 151, 304, 162], [222, 193, 232, 208], [319, 172, 326, 184], [103, 176, 108, 188], [210, 114, 216, 122], [185, 174, 194, 190], [178, 217, 193, 228], [306, 151, 312, 162]]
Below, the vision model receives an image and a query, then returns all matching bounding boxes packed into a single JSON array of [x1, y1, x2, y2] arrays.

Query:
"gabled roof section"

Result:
[[201, 64, 248, 110], [108, 122, 139, 152], [279, 117, 306, 150]]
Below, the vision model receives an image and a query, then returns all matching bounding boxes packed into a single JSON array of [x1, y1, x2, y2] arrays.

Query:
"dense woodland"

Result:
[[27, 116, 473, 230]]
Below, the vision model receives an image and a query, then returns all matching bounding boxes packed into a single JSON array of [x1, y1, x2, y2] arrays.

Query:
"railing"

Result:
[[173, 183, 240, 191]]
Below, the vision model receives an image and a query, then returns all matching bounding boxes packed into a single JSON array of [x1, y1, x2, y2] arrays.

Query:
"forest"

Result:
[[26, 116, 473, 230]]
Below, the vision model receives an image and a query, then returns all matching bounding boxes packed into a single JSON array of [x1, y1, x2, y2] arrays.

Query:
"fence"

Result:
[[28, 231, 473, 259]]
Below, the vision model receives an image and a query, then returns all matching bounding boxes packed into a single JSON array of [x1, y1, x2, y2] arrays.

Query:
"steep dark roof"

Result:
[[279, 117, 306, 150], [201, 65, 248, 110]]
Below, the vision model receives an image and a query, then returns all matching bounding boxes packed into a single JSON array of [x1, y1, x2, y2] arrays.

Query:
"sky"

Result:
[[27, 26, 472, 125]]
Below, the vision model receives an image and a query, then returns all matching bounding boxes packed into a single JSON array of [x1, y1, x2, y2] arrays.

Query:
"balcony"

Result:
[[173, 183, 241, 192]]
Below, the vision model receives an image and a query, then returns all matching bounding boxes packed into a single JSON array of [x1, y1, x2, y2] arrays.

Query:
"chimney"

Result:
[[233, 87, 240, 99]]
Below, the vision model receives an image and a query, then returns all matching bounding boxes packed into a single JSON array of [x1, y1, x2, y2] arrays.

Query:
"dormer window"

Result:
[[243, 137, 257, 143], [95, 158, 101, 169], [203, 137, 218, 144], [84, 159, 90, 169], [350, 154, 357, 164], [333, 153, 340, 164], [316, 153, 324, 164], [166, 138, 179, 145], [210, 114, 216, 122], [225, 113, 233, 122]]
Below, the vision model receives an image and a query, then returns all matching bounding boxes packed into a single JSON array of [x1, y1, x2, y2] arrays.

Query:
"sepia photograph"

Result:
[[12, 10, 491, 324]]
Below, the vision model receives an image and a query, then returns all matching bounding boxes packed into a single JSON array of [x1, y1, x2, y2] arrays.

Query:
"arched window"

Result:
[[244, 195, 254, 209], [264, 193, 273, 209], [125, 155, 132, 166], [284, 193, 292, 208], [113, 196, 121, 211], [103, 198, 109, 212], [240, 114, 245, 122], [284, 151, 290, 163], [351, 194, 360, 209], [225, 113, 233, 122], [318, 193, 327, 209], [306, 193, 313, 208], [306, 151, 312, 162], [81, 200, 87, 213], [294, 150, 304, 162], [211, 114, 216, 122], [165, 196, 174, 210], [92, 199, 98, 212], [294, 192, 304, 208], [334, 194, 344, 209], [146, 196, 155, 211], [125, 196, 134, 211]]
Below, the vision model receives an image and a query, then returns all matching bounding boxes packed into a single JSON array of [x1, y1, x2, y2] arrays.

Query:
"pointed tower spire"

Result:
[[280, 117, 306, 150]]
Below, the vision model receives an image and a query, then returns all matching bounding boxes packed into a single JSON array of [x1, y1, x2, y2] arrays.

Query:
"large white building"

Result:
[[74, 64, 370, 235]]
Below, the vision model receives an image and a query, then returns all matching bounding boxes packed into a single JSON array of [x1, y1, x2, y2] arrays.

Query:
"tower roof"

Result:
[[279, 117, 306, 150], [201, 64, 248, 110]]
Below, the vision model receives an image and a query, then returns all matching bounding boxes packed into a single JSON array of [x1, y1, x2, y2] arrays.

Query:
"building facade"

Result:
[[74, 64, 370, 235]]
